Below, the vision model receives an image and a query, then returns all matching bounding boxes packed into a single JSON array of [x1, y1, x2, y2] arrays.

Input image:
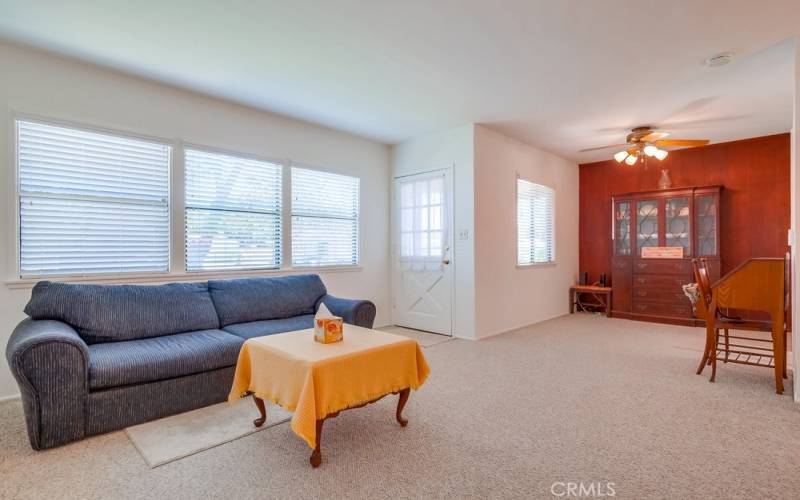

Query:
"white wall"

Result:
[[473, 125, 579, 338], [0, 42, 391, 399], [390, 124, 476, 339]]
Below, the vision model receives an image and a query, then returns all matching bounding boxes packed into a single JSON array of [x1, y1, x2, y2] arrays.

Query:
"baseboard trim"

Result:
[[478, 312, 570, 340], [0, 393, 21, 403]]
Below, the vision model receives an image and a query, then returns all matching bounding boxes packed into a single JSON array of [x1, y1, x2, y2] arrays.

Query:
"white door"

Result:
[[392, 169, 453, 335]]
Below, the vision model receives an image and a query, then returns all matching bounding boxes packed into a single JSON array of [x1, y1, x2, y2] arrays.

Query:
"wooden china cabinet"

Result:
[[611, 185, 721, 325]]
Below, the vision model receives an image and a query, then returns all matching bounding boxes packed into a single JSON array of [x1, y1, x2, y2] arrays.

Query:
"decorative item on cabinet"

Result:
[[658, 169, 672, 190], [610, 185, 722, 326]]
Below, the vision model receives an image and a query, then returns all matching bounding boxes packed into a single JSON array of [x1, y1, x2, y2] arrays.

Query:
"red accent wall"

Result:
[[579, 134, 790, 283]]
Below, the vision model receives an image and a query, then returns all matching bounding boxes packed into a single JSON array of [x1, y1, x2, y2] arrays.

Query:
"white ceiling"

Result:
[[0, 0, 797, 163]]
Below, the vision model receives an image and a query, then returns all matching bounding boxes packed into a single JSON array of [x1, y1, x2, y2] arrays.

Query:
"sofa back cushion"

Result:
[[25, 281, 220, 344], [208, 275, 327, 327]]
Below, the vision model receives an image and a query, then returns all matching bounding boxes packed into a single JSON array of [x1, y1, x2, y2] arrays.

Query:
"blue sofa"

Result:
[[5, 274, 376, 450]]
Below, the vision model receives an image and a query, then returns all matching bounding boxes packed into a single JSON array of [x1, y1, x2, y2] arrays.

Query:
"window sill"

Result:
[[4, 265, 363, 290], [516, 261, 558, 269]]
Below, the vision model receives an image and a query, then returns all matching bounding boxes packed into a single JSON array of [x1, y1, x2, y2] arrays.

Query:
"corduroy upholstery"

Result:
[[85, 366, 237, 435], [208, 275, 327, 327], [317, 294, 377, 329], [223, 314, 316, 340], [88, 329, 244, 390], [6, 319, 88, 450], [6, 274, 376, 449], [25, 281, 220, 344]]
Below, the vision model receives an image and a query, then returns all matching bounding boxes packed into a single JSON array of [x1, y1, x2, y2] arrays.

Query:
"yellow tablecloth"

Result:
[[228, 325, 430, 449]]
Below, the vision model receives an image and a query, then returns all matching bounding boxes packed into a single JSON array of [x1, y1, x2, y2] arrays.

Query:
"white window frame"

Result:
[[290, 162, 361, 268], [12, 114, 174, 279], [183, 144, 285, 272], [4, 113, 363, 288], [516, 177, 557, 267]]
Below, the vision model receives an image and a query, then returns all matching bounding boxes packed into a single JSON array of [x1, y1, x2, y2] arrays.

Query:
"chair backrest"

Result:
[[692, 258, 712, 308]]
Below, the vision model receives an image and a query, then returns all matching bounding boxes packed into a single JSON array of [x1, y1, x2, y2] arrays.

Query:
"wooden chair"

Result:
[[693, 255, 789, 393]]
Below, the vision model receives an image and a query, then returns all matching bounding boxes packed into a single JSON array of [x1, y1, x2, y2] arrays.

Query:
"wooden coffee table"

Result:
[[229, 325, 430, 467], [252, 387, 411, 467]]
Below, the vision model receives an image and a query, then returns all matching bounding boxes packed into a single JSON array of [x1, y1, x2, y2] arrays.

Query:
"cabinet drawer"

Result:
[[633, 274, 691, 288], [633, 259, 692, 275], [612, 259, 631, 272], [632, 287, 689, 304], [632, 300, 692, 318]]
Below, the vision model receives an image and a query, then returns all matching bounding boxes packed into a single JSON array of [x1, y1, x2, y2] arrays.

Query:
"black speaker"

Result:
[[599, 273, 607, 287], [579, 272, 588, 285]]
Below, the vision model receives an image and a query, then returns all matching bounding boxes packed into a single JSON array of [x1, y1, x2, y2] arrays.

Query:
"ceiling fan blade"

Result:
[[639, 131, 669, 142], [655, 139, 709, 148], [578, 143, 630, 153]]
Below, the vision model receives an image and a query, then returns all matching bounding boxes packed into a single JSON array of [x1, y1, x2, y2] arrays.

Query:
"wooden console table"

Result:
[[569, 285, 612, 317]]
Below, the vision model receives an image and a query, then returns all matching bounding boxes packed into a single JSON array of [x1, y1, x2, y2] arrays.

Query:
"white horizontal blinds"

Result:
[[292, 167, 359, 267], [17, 120, 170, 277], [517, 178, 555, 265], [184, 149, 282, 271]]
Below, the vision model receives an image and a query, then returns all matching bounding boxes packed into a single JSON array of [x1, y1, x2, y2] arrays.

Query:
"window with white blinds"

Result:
[[16, 120, 171, 277], [184, 149, 282, 271], [517, 178, 555, 265], [291, 167, 359, 267]]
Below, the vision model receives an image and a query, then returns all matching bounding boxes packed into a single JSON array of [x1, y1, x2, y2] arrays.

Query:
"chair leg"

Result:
[[697, 342, 710, 375], [697, 322, 715, 375], [783, 329, 788, 380], [723, 328, 729, 363], [710, 329, 718, 383], [772, 325, 785, 394]]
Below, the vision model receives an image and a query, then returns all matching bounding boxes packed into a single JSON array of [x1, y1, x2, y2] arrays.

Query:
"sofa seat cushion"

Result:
[[208, 275, 326, 327], [223, 314, 315, 340], [25, 281, 221, 344], [88, 329, 243, 390]]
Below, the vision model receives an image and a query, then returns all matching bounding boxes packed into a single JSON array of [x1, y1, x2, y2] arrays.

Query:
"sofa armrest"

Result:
[[316, 294, 377, 328], [5, 318, 89, 449]]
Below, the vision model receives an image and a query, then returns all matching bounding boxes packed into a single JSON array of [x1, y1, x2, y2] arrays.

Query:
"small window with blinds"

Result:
[[184, 149, 282, 271], [16, 120, 171, 277], [291, 167, 359, 267], [517, 178, 556, 265]]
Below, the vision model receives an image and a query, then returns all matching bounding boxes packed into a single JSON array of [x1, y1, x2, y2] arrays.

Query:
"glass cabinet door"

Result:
[[636, 200, 659, 256], [614, 201, 631, 256], [696, 194, 718, 256], [665, 197, 691, 257]]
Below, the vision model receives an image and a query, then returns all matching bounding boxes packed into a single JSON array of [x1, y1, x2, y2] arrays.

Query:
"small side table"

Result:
[[569, 285, 612, 317]]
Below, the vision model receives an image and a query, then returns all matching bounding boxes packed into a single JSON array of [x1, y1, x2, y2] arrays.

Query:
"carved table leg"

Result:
[[396, 388, 410, 427], [310, 419, 324, 468], [252, 395, 267, 427]]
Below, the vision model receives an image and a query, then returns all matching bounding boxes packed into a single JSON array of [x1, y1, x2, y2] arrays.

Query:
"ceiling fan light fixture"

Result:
[[624, 154, 638, 166], [643, 145, 658, 157], [613, 150, 629, 163], [654, 149, 668, 161]]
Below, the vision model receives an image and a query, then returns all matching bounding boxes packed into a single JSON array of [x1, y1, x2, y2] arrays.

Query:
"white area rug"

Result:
[[125, 397, 292, 468]]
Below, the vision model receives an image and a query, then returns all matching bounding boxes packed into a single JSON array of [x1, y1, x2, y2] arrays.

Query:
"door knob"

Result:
[[442, 259, 450, 265]]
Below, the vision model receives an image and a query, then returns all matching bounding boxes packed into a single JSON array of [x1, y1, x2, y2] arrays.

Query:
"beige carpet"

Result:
[[125, 398, 292, 468], [2, 314, 800, 499]]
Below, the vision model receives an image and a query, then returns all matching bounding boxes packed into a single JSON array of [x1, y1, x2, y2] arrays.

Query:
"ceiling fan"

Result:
[[580, 126, 710, 165]]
